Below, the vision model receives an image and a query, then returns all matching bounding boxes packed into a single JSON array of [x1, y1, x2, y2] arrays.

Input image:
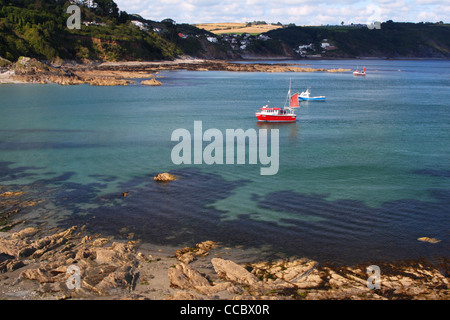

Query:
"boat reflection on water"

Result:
[[256, 121, 300, 142]]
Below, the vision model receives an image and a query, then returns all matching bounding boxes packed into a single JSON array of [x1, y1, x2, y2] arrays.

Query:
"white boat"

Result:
[[298, 87, 326, 101]]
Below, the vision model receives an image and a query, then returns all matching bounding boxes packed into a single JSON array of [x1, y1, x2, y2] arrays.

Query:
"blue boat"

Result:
[[298, 88, 326, 101]]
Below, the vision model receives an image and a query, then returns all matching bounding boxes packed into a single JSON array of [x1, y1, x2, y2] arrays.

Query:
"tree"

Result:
[[162, 19, 177, 42], [93, 0, 119, 17], [117, 10, 129, 24], [161, 18, 176, 26]]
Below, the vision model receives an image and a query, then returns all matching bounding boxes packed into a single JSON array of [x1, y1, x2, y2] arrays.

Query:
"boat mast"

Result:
[[284, 79, 292, 109]]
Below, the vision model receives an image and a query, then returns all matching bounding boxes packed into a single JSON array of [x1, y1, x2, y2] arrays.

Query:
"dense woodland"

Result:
[[0, 0, 184, 62], [266, 21, 450, 58], [0, 0, 449, 63]]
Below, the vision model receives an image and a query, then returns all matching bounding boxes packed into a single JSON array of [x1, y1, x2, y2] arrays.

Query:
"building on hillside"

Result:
[[83, 21, 107, 27], [131, 20, 148, 31], [258, 34, 271, 41]]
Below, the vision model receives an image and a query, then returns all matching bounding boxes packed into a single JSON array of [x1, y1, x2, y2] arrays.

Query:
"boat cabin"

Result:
[[260, 106, 291, 115]]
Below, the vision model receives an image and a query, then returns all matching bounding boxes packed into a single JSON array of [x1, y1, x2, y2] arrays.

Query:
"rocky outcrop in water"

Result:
[[96, 60, 351, 74], [153, 173, 178, 182], [4, 57, 149, 86], [2, 58, 353, 86], [141, 78, 162, 86]]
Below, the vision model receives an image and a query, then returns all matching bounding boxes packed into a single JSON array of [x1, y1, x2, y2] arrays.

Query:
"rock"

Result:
[[168, 262, 236, 296], [94, 242, 137, 267], [14, 226, 77, 259], [96, 265, 137, 294], [91, 238, 110, 247], [0, 258, 24, 273], [153, 172, 177, 182], [10, 227, 39, 240], [418, 237, 441, 244], [1, 226, 143, 298], [327, 68, 352, 73], [5, 260, 25, 272], [211, 258, 260, 287], [0, 238, 29, 257], [88, 77, 131, 86], [249, 258, 323, 290], [195, 241, 218, 256], [0, 191, 24, 197], [168, 263, 210, 290], [19, 268, 45, 282], [175, 250, 196, 264], [141, 78, 162, 86], [175, 240, 218, 264], [14, 57, 51, 74], [168, 265, 192, 290]]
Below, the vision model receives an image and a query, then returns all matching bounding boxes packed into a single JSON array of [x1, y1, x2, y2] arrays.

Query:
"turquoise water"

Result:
[[0, 59, 449, 264]]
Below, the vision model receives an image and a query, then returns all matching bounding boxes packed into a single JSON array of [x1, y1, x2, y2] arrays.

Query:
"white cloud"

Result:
[[113, 0, 450, 24]]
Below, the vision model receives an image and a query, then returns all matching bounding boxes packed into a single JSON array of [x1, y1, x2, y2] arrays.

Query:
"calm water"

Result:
[[0, 59, 449, 264]]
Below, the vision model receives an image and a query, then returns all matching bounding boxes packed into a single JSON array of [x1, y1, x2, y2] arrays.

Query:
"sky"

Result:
[[113, 0, 449, 25]]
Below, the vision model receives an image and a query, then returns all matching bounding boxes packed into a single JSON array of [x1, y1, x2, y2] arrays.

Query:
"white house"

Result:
[[131, 20, 147, 31], [258, 34, 271, 41], [298, 43, 313, 50]]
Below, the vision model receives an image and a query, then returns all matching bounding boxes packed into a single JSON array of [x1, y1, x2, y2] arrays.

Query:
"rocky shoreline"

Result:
[[0, 57, 351, 86], [0, 186, 448, 300]]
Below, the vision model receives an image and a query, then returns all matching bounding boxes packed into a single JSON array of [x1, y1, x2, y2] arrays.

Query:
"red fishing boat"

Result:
[[255, 85, 299, 123], [353, 67, 366, 76]]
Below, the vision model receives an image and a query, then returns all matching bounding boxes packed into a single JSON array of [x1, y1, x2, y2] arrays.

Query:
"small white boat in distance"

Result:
[[298, 87, 326, 101], [353, 67, 366, 76]]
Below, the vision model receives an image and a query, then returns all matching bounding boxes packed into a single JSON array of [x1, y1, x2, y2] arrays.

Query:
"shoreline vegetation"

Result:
[[0, 56, 352, 86], [0, 182, 448, 300]]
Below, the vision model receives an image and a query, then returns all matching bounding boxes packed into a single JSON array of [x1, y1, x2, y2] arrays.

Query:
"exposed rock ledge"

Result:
[[1, 57, 352, 86], [141, 78, 162, 86], [0, 225, 448, 300]]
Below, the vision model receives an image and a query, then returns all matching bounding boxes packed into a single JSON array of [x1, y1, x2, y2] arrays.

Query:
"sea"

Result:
[[0, 59, 449, 265]]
